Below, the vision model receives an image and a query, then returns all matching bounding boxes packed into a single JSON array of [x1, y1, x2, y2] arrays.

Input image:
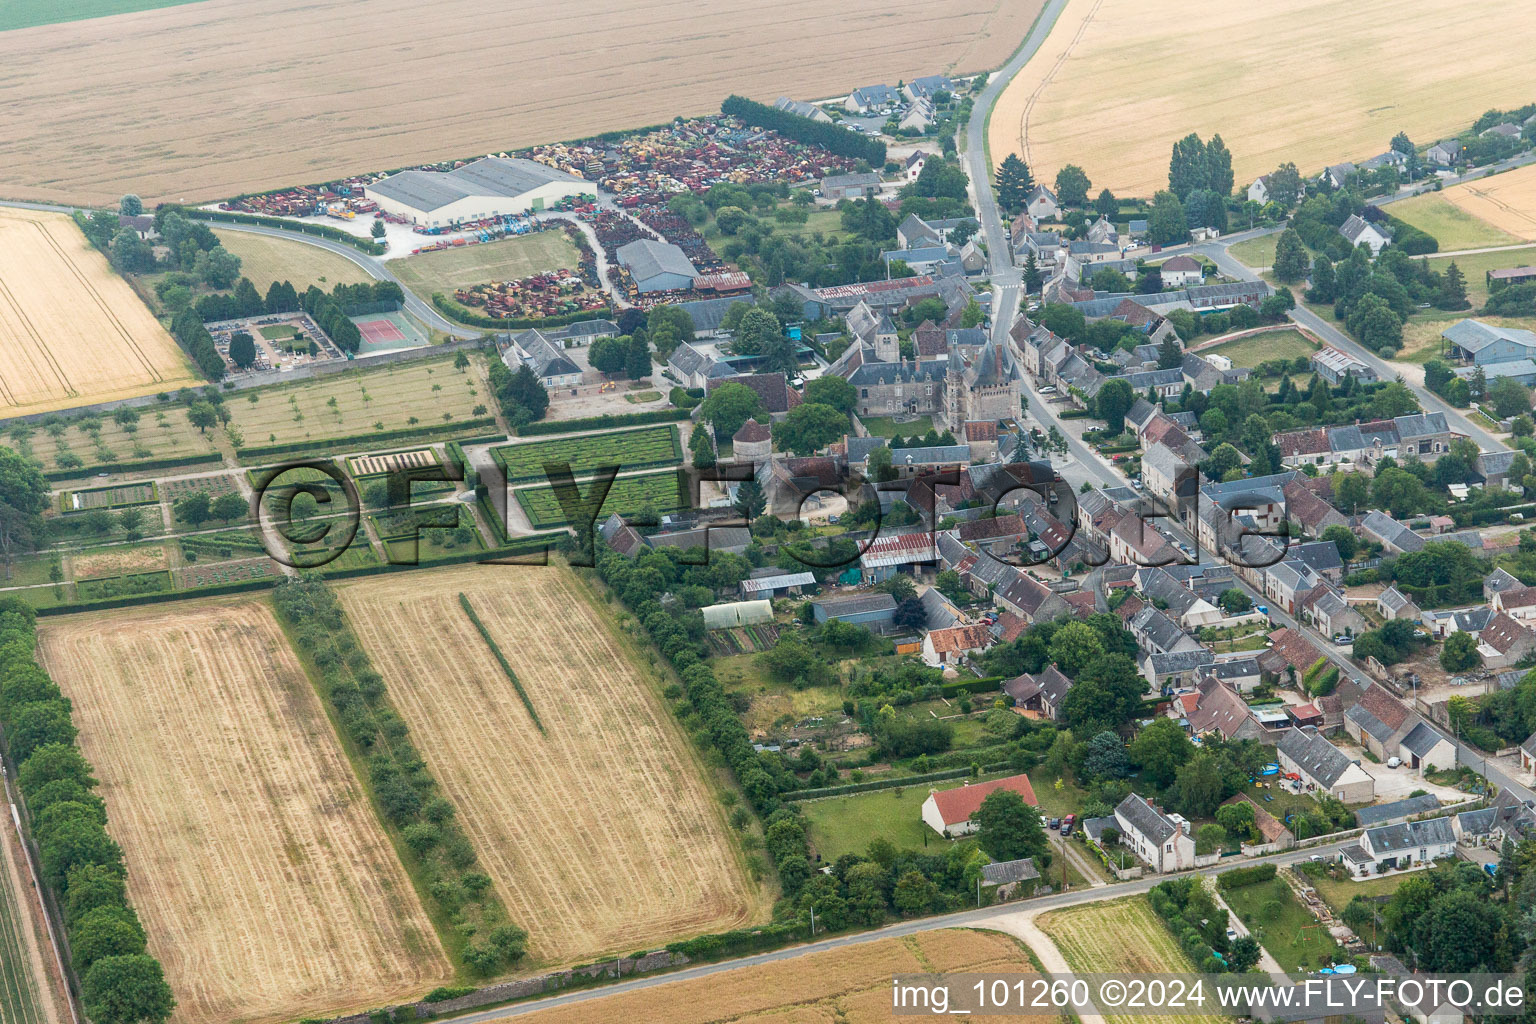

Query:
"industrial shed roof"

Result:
[[617, 239, 699, 284], [369, 157, 585, 213]]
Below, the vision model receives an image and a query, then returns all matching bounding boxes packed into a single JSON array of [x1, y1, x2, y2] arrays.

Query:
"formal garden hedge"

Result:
[[515, 408, 691, 437], [0, 598, 177, 1024], [491, 425, 682, 483], [235, 417, 497, 461]]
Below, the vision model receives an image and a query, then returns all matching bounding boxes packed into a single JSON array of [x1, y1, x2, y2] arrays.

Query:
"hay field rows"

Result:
[[1430, 163, 1536, 242], [0, 0, 1042, 205], [213, 229, 373, 293], [0, 208, 197, 417], [36, 600, 452, 1024], [337, 563, 767, 965], [0, 821, 63, 1024], [989, 0, 1536, 197], [515, 928, 1058, 1024], [390, 231, 582, 297], [1036, 896, 1222, 1024]]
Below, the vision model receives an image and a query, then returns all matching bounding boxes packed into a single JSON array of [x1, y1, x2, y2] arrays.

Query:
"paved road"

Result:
[[444, 837, 1357, 1024], [1371, 148, 1536, 210], [1195, 240, 1509, 454]]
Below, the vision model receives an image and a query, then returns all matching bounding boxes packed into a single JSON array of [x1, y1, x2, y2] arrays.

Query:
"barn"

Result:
[[616, 239, 699, 293], [366, 157, 590, 228], [921, 774, 1038, 838]]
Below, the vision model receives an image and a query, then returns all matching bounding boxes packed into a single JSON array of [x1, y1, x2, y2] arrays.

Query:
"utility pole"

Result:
[[809, 904, 816, 938]]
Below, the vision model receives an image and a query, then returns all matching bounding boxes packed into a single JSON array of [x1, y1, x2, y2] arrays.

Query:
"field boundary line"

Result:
[[1015, 0, 1104, 167], [35, 220, 163, 384], [458, 592, 545, 733], [0, 272, 71, 407]]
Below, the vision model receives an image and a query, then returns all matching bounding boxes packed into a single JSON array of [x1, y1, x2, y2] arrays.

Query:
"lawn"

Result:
[[514, 470, 684, 529], [215, 228, 373, 292], [775, 207, 848, 240], [858, 415, 936, 438], [1298, 862, 1406, 917], [1420, 247, 1536, 307], [1389, 192, 1523, 251], [1203, 328, 1317, 370], [1028, 769, 1090, 820], [390, 230, 580, 296], [1219, 873, 1343, 973], [492, 425, 681, 483], [259, 324, 300, 341], [229, 355, 487, 450], [801, 786, 940, 861], [1227, 235, 1281, 271]]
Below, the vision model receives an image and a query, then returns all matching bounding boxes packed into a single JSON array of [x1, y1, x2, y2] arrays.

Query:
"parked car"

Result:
[[1386, 756, 1403, 769], [1060, 813, 1076, 833], [1060, 825, 1073, 838], [1038, 385, 1056, 394], [1048, 818, 1061, 829], [1333, 634, 1353, 645]]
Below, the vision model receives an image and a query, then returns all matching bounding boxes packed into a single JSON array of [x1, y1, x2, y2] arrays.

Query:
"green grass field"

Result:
[[1220, 873, 1343, 973], [858, 415, 936, 438], [214, 228, 373, 293], [0, 0, 205, 31], [390, 230, 580, 296], [801, 786, 946, 861], [1300, 864, 1405, 917], [1228, 235, 1282, 270], [1389, 193, 1522, 251], [229, 355, 486, 449], [1203, 328, 1317, 370], [713, 654, 843, 733], [1420, 247, 1536, 307], [773, 208, 848, 240], [493, 426, 681, 483], [514, 470, 684, 529], [0, 832, 54, 1024]]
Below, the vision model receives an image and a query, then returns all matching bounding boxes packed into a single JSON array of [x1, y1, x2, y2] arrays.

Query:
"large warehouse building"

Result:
[[366, 157, 590, 228], [617, 238, 698, 293]]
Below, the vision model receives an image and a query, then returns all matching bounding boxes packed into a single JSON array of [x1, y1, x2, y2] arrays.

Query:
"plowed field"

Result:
[[336, 563, 766, 965], [36, 599, 451, 1024]]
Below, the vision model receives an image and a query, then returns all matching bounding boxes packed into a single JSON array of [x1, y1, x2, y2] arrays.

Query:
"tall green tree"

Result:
[[1094, 188, 1118, 220], [734, 307, 782, 356], [1204, 134, 1235, 196], [972, 789, 1048, 862], [1054, 164, 1091, 207], [1272, 229, 1310, 283], [0, 447, 49, 580], [996, 154, 1034, 213], [1095, 378, 1135, 434], [1147, 191, 1189, 246], [698, 382, 765, 440], [1168, 133, 1208, 197], [1266, 162, 1302, 208], [734, 478, 765, 523], [772, 403, 848, 456], [81, 954, 175, 1024]]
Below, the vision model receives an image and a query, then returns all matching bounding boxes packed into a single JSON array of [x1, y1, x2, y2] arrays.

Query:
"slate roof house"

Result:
[[1003, 665, 1074, 720], [1276, 727, 1375, 804], [1339, 817, 1456, 878], [1114, 794, 1196, 873], [1343, 684, 1413, 761], [1339, 213, 1391, 255]]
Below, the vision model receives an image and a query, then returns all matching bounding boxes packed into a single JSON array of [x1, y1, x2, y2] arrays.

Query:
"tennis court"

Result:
[[350, 310, 429, 355]]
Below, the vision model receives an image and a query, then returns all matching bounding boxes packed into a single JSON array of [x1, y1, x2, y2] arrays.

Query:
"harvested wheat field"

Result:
[[337, 563, 768, 965], [0, 208, 197, 416], [0, 0, 1043, 206], [36, 599, 452, 1024], [1430, 163, 1536, 242], [515, 928, 1059, 1024], [1037, 896, 1223, 1024], [990, 0, 1536, 197]]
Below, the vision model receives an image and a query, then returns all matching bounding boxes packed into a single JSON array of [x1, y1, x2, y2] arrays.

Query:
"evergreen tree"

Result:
[[1306, 255, 1337, 303], [1204, 134, 1235, 196], [624, 333, 651, 380], [1439, 261, 1468, 309], [1094, 188, 1118, 220], [734, 478, 765, 522], [689, 424, 716, 469], [1022, 252, 1042, 293], [1168, 133, 1208, 197], [1272, 229, 1311, 283], [1157, 336, 1182, 370], [996, 154, 1034, 213], [1470, 365, 1488, 401], [1307, 375, 1331, 418]]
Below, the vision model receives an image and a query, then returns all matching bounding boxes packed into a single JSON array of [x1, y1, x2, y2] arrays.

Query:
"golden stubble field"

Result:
[[0, 0, 1043, 206], [515, 928, 1060, 1024], [1434, 162, 1536, 242], [36, 599, 452, 1024], [336, 563, 768, 965], [990, 0, 1536, 197], [0, 208, 197, 416]]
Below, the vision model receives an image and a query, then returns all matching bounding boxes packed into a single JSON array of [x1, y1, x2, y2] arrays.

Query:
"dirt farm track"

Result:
[[0, 0, 1044, 205], [0, 208, 198, 416], [337, 564, 770, 966], [36, 599, 453, 1024]]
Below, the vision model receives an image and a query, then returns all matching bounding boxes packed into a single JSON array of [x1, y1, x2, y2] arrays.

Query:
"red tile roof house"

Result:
[[921, 774, 1038, 837], [921, 623, 996, 668]]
